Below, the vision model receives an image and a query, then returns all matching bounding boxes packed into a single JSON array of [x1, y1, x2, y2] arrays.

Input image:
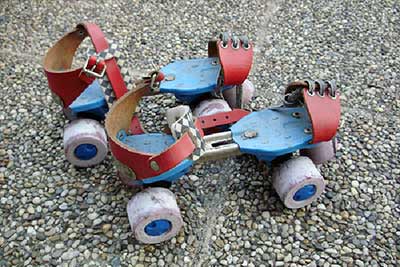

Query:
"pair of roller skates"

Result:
[[44, 23, 341, 244]]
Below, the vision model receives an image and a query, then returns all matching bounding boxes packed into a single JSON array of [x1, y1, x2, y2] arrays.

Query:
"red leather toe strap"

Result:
[[208, 37, 253, 86], [303, 89, 341, 143], [217, 40, 253, 85]]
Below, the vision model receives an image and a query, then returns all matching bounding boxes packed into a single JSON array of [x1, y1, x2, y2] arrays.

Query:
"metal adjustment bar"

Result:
[[236, 84, 243, 108], [199, 131, 241, 162]]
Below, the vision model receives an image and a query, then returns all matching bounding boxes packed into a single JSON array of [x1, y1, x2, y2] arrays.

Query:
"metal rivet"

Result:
[[292, 112, 301, 118], [128, 169, 136, 179], [211, 60, 218, 65], [307, 90, 315, 97], [150, 161, 160, 171], [164, 75, 175, 81], [244, 130, 258, 138], [304, 128, 312, 134]]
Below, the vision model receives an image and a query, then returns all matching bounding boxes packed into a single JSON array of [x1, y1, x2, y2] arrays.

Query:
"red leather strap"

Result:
[[129, 115, 145, 135], [109, 133, 195, 180], [81, 23, 108, 51], [105, 83, 197, 180], [303, 90, 341, 143], [198, 109, 250, 129], [43, 23, 127, 107], [208, 39, 253, 86], [100, 57, 127, 99]]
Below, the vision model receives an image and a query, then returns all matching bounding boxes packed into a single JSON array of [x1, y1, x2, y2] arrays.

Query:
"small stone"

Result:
[[61, 250, 79, 261], [189, 175, 199, 181], [59, 203, 68, 211], [93, 218, 102, 226], [325, 248, 338, 256], [102, 224, 111, 233], [111, 256, 121, 267], [32, 197, 41, 205], [27, 226, 36, 236], [261, 211, 270, 219], [88, 213, 98, 220], [69, 189, 78, 196], [27, 206, 35, 214]]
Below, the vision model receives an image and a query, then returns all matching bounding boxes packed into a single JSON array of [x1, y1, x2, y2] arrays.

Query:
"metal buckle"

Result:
[[149, 71, 161, 92], [82, 57, 107, 78]]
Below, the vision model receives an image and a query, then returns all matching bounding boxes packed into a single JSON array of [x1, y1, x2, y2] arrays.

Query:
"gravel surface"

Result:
[[0, 0, 399, 266]]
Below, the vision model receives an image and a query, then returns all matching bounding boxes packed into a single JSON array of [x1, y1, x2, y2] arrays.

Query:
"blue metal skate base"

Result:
[[68, 80, 108, 119], [159, 57, 221, 103], [231, 107, 316, 162], [117, 131, 193, 185]]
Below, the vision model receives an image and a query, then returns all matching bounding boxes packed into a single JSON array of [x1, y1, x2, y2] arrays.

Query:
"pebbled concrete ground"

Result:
[[0, 0, 399, 266]]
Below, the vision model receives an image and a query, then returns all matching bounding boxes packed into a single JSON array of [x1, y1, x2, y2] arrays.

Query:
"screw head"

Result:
[[304, 128, 312, 134], [164, 75, 175, 81], [244, 130, 258, 138]]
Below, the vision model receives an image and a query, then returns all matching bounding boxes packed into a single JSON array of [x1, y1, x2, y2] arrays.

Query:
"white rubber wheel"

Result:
[[300, 139, 337, 165], [127, 187, 183, 244], [63, 119, 108, 167], [272, 156, 325, 209], [222, 79, 255, 107], [193, 99, 232, 117]]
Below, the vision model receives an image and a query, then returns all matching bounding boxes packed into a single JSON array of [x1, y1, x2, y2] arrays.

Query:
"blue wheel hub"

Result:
[[293, 184, 316, 201], [74, 144, 98, 160], [144, 219, 172, 236]]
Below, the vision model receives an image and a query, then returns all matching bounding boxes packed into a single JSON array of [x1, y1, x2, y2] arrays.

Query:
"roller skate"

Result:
[[43, 23, 134, 167], [105, 78, 341, 243]]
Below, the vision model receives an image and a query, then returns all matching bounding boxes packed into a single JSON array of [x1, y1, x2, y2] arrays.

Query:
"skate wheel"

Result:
[[127, 187, 183, 244], [63, 119, 108, 167], [222, 79, 255, 107], [272, 156, 325, 209], [300, 139, 337, 165], [193, 99, 231, 117]]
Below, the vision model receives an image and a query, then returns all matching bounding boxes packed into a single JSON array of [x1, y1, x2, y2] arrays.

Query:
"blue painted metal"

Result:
[[231, 107, 315, 162], [118, 131, 194, 185], [144, 219, 172, 236], [293, 184, 316, 201], [159, 57, 221, 103], [74, 144, 98, 160], [140, 159, 193, 185], [69, 80, 108, 116], [117, 131, 176, 154]]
